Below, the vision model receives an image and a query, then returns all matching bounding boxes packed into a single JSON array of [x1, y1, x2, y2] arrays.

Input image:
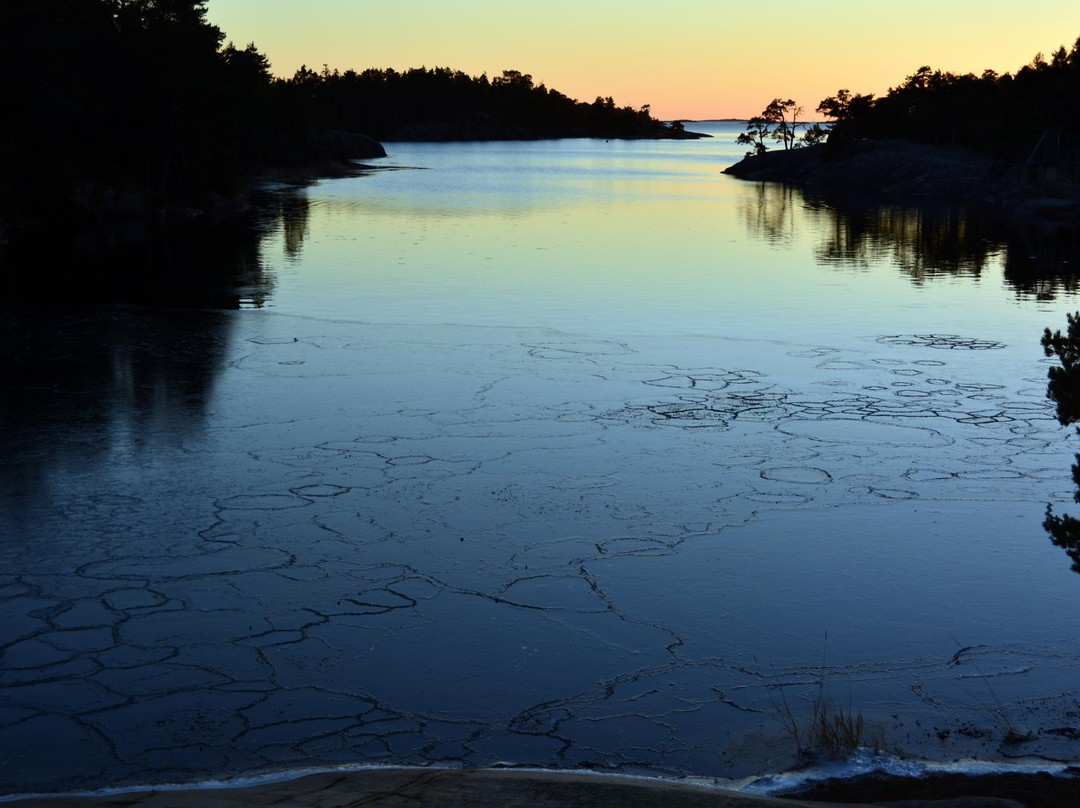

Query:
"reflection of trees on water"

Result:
[[738, 183, 1080, 298], [3, 186, 311, 308], [0, 307, 235, 526], [251, 187, 312, 263], [806, 200, 995, 283], [0, 189, 310, 513], [737, 183, 800, 247], [283, 195, 311, 261], [1004, 221, 1080, 300]]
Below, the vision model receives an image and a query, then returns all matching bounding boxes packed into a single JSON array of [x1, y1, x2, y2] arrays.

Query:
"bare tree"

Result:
[[736, 98, 807, 154]]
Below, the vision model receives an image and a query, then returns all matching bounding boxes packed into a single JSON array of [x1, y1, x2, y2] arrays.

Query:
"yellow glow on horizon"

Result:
[[207, 0, 1080, 119]]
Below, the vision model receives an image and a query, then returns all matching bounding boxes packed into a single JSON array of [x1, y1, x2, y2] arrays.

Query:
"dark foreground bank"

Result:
[[3, 767, 1078, 808], [788, 769, 1080, 806]]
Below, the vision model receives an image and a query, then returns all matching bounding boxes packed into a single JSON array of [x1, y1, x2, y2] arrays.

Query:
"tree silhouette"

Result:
[[818, 37, 1080, 158], [1041, 312, 1080, 573], [0, 0, 282, 219], [736, 98, 817, 154], [736, 116, 773, 155], [766, 99, 803, 150]]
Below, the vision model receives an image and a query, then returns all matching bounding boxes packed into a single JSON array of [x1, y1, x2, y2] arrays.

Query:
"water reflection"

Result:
[[0, 308, 230, 517], [1004, 221, 1080, 300], [736, 183, 800, 248], [807, 199, 994, 282], [0, 188, 309, 513], [253, 186, 312, 262], [739, 183, 1080, 298]]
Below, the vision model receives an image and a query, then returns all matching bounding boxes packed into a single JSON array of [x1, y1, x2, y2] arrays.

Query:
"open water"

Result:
[[2, 122, 1080, 795]]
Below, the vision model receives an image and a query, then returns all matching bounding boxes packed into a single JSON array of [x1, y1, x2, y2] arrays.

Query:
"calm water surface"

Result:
[[3, 122, 1080, 793]]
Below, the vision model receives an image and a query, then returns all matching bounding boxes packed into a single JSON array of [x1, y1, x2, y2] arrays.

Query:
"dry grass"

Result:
[[950, 640, 1035, 746], [769, 632, 874, 758], [808, 698, 865, 754], [769, 680, 869, 757]]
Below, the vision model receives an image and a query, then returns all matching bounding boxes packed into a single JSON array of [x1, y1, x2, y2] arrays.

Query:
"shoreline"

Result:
[[0, 125, 708, 245], [3, 762, 1077, 807], [0, 769, 812, 808], [722, 139, 1080, 225]]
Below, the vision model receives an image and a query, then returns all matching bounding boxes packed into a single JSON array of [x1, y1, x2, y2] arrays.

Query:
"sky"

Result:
[[206, 0, 1080, 120]]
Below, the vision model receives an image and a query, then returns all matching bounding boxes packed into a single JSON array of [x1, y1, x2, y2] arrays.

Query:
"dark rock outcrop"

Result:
[[724, 139, 1080, 222], [724, 141, 1009, 199], [303, 128, 387, 160]]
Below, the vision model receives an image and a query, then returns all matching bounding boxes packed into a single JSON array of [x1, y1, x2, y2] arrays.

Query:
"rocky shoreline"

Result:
[[723, 140, 1080, 224]]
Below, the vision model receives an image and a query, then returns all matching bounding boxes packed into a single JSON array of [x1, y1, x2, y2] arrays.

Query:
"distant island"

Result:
[[724, 38, 1080, 221], [286, 65, 705, 144], [0, 1, 701, 235]]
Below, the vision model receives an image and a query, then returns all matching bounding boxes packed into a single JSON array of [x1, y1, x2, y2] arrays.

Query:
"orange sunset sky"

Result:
[[207, 1, 1080, 120]]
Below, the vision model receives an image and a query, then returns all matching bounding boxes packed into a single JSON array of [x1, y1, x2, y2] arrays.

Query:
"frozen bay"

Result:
[[2, 123, 1080, 793]]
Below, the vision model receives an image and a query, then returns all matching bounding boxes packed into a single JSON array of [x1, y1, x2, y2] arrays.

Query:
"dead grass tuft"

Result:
[[769, 632, 876, 758]]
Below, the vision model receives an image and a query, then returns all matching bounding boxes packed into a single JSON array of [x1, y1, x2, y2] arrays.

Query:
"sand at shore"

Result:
[[3, 767, 1060, 808]]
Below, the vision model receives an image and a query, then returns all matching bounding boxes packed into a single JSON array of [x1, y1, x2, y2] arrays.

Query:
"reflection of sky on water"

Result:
[[260, 123, 1078, 347], [4, 125, 1080, 794]]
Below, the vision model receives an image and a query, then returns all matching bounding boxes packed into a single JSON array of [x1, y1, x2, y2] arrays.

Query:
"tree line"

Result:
[[283, 65, 665, 142], [0, 0, 675, 227], [2, 0, 280, 221], [740, 36, 1080, 160]]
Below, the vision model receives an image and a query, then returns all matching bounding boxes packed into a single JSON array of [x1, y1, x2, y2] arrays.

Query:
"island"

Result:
[[722, 44, 1080, 224]]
